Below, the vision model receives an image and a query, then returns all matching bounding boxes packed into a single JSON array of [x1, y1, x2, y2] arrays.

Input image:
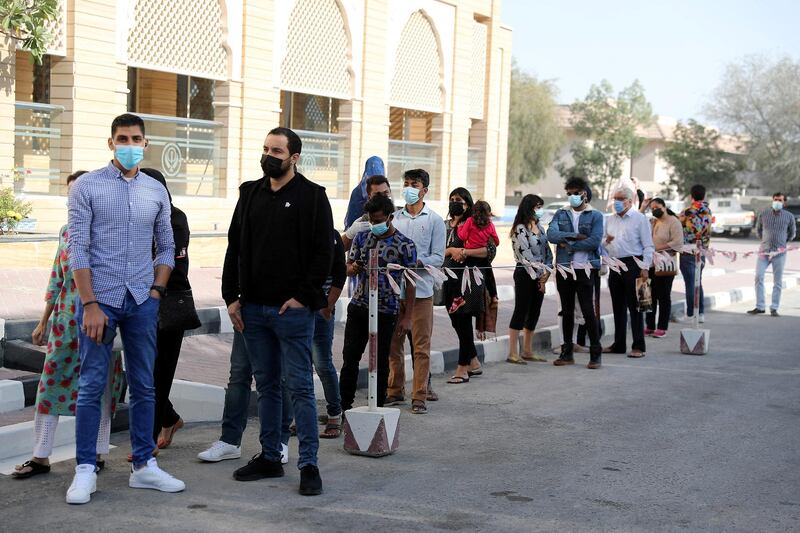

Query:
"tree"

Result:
[[705, 55, 800, 196], [506, 60, 563, 185], [557, 80, 654, 198], [661, 120, 743, 198], [0, 0, 59, 64]]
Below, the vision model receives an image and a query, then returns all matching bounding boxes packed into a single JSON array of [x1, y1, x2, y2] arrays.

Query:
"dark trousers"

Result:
[[608, 257, 646, 352], [577, 271, 602, 345], [509, 267, 545, 331], [449, 313, 477, 366], [556, 271, 601, 354], [646, 270, 675, 331], [680, 253, 705, 316], [339, 304, 397, 411], [152, 328, 185, 441]]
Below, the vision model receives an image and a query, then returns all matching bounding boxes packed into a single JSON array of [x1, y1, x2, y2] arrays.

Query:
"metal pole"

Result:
[[368, 248, 378, 411], [693, 241, 701, 330]]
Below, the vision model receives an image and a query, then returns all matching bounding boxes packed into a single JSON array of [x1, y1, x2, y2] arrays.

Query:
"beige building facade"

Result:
[[0, 0, 512, 233]]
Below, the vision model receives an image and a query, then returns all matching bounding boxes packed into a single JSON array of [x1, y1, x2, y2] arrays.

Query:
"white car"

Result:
[[540, 201, 569, 226], [708, 198, 755, 237]]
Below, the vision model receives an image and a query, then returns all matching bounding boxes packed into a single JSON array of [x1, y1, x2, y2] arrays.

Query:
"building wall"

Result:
[[3, 0, 512, 234]]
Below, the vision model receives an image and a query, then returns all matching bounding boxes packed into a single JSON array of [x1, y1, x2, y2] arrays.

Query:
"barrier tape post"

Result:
[[680, 240, 710, 355], [342, 248, 401, 456]]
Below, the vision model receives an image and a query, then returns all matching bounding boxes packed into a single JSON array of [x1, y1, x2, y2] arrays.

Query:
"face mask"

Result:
[[568, 194, 583, 208], [261, 154, 289, 179], [614, 200, 627, 214], [115, 145, 144, 170], [370, 221, 389, 236], [449, 201, 465, 217], [403, 186, 420, 205], [652, 208, 664, 218], [534, 208, 543, 218], [772, 201, 783, 211]]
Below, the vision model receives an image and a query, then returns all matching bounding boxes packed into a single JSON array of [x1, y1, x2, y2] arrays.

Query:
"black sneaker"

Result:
[[747, 308, 765, 315], [233, 453, 284, 481], [299, 465, 323, 496], [770, 309, 779, 317]]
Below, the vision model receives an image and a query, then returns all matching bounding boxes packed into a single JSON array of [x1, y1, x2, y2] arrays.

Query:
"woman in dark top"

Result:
[[443, 188, 492, 384], [142, 168, 193, 452]]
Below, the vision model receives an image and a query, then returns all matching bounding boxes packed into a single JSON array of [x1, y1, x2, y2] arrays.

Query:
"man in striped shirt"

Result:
[[748, 192, 797, 317]]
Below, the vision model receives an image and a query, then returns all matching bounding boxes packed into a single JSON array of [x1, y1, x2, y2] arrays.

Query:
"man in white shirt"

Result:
[[603, 187, 654, 358]]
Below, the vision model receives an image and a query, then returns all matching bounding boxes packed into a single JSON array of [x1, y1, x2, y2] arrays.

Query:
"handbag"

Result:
[[636, 278, 653, 313], [654, 252, 678, 277], [158, 289, 202, 332]]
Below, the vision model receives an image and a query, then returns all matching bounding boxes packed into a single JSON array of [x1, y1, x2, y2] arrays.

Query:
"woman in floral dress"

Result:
[[13, 171, 124, 479]]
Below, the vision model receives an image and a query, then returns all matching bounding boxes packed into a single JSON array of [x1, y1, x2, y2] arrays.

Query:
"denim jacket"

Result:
[[546, 206, 604, 268]]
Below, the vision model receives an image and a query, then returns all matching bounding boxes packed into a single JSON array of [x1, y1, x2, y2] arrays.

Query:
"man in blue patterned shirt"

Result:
[[66, 114, 183, 504]]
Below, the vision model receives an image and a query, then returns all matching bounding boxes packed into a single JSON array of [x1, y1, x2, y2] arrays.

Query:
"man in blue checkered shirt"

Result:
[[66, 113, 184, 504]]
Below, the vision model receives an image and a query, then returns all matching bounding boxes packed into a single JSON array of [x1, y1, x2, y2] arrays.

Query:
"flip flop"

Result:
[[446, 376, 470, 384], [467, 369, 483, 377], [506, 357, 528, 365], [12, 460, 50, 479]]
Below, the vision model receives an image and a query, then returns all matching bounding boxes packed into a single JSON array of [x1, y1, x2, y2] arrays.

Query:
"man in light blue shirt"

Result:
[[386, 169, 446, 414], [603, 187, 654, 358]]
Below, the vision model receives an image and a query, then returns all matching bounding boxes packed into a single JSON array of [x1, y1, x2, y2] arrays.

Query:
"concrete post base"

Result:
[[680, 328, 710, 355], [343, 407, 400, 457]]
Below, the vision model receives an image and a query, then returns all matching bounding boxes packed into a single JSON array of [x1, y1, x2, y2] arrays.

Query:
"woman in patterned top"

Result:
[[13, 171, 124, 479], [508, 194, 553, 364], [679, 184, 712, 321]]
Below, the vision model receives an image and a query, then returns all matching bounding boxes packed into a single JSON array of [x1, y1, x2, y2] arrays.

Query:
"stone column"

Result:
[[213, 80, 243, 198]]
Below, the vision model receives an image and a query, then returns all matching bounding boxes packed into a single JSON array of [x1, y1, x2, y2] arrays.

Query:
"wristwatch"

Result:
[[150, 285, 167, 298]]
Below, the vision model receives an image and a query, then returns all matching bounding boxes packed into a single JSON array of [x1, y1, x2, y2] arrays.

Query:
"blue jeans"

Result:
[[241, 304, 318, 468], [680, 253, 705, 316], [76, 292, 159, 467], [756, 253, 787, 311], [287, 310, 341, 419], [219, 331, 293, 447]]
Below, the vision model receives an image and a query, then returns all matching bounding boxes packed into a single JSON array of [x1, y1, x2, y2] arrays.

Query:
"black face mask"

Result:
[[449, 201, 465, 217], [652, 208, 664, 218], [261, 154, 289, 179]]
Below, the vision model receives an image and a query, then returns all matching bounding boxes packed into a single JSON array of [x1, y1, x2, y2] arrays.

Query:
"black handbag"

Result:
[[158, 289, 202, 332]]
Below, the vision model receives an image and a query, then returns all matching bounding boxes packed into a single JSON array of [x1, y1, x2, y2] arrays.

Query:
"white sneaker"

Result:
[[66, 464, 97, 504], [197, 440, 241, 462], [698, 313, 705, 324], [281, 443, 289, 465], [129, 458, 185, 492]]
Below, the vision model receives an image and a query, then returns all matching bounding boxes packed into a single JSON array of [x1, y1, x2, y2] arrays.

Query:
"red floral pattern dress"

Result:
[[35, 225, 124, 417]]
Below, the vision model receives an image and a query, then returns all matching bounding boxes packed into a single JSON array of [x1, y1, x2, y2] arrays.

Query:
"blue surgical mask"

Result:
[[115, 145, 145, 170], [568, 194, 583, 208], [402, 186, 420, 205], [614, 200, 627, 213], [370, 221, 389, 236], [534, 208, 543, 218], [772, 201, 783, 211]]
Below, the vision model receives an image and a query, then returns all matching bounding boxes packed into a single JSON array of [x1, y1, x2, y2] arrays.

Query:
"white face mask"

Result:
[[772, 201, 784, 211]]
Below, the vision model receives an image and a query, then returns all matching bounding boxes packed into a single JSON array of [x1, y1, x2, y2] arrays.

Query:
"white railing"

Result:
[[12, 102, 64, 195]]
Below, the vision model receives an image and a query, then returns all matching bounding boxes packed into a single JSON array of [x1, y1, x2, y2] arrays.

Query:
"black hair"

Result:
[[448, 187, 474, 219], [111, 113, 145, 137], [471, 200, 493, 228], [565, 176, 588, 193], [690, 184, 706, 201], [141, 167, 171, 202], [650, 197, 676, 217], [366, 174, 390, 195], [364, 194, 395, 217], [403, 168, 430, 188], [636, 189, 645, 205], [268, 127, 302, 155], [584, 186, 593, 203], [510, 194, 543, 237], [67, 170, 87, 185], [772, 192, 785, 199]]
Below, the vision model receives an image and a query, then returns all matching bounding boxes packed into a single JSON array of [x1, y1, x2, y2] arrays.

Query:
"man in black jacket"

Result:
[[221, 127, 333, 496]]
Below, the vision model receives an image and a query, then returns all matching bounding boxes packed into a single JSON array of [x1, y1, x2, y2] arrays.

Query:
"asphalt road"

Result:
[[1, 288, 799, 532]]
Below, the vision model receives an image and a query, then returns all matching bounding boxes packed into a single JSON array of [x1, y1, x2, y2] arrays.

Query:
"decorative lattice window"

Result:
[[127, 0, 227, 80], [469, 21, 487, 120], [15, 0, 66, 56], [390, 11, 443, 113], [281, 0, 351, 99]]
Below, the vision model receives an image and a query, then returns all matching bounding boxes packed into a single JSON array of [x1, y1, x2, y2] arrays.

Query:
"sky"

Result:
[[501, 0, 800, 122]]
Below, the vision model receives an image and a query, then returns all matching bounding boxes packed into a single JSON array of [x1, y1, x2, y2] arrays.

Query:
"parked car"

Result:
[[785, 204, 800, 241], [708, 198, 755, 237], [540, 201, 568, 226]]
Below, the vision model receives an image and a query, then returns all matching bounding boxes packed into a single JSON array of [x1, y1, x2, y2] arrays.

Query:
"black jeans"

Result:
[[449, 313, 477, 366], [509, 266, 545, 331], [608, 257, 646, 352], [556, 270, 601, 355], [576, 271, 602, 345], [339, 304, 397, 411], [646, 269, 675, 331], [153, 328, 185, 441]]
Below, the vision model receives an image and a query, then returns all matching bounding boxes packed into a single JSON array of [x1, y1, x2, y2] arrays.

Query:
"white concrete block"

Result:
[[169, 379, 225, 423], [548, 327, 562, 349], [0, 318, 5, 341], [217, 306, 234, 333], [0, 416, 75, 462], [480, 336, 509, 363], [429, 351, 444, 375], [496, 285, 515, 301], [403, 354, 413, 380], [712, 291, 731, 308], [0, 380, 24, 414]]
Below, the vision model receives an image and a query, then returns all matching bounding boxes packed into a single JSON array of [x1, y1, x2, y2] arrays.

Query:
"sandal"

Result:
[[319, 416, 342, 439], [506, 356, 528, 365], [446, 376, 469, 384], [411, 401, 427, 414], [12, 460, 50, 479], [467, 368, 483, 377], [157, 418, 184, 449], [521, 353, 547, 362]]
